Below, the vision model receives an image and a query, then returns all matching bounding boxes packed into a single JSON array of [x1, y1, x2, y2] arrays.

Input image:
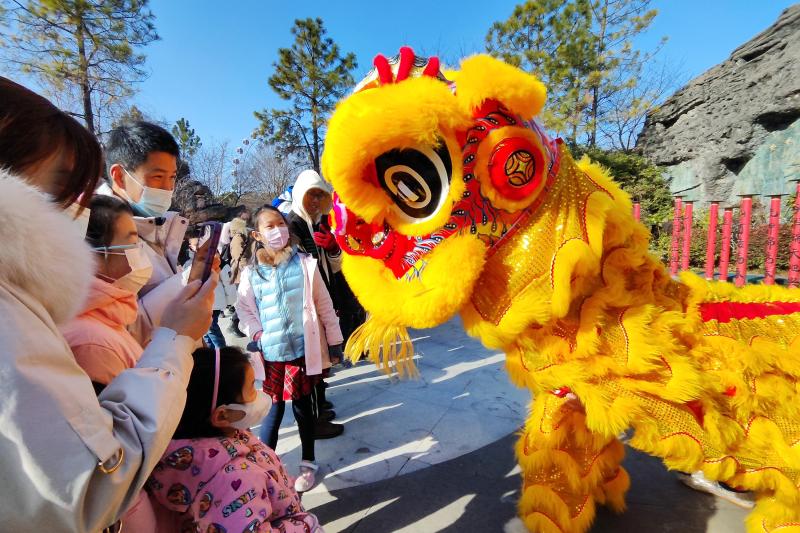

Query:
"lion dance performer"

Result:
[[321, 47, 800, 532]]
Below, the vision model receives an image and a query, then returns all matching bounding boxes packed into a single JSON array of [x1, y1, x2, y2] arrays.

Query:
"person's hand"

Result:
[[246, 331, 263, 353], [188, 238, 221, 284], [313, 231, 339, 253], [160, 271, 219, 340], [328, 343, 344, 364], [313, 222, 340, 253]]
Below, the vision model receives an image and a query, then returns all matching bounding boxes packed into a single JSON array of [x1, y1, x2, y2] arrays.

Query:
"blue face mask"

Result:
[[122, 167, 174, 217]]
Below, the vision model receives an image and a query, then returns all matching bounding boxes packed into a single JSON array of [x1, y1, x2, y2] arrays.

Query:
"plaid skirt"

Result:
[[263, 357, 317, 402]]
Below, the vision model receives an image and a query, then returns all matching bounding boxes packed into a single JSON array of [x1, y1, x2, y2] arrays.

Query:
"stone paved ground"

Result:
[[220, 316, 750, 532]]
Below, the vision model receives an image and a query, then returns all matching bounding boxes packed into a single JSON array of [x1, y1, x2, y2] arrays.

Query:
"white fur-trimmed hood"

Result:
[[0, 171, 93, 324]]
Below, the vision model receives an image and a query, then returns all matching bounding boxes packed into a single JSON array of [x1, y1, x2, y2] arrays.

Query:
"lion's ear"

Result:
[[452, 55, 546, 120]]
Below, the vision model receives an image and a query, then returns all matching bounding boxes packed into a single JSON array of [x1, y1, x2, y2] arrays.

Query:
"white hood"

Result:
[[291, 169, 333, 225], [0, 171, 94, 325]]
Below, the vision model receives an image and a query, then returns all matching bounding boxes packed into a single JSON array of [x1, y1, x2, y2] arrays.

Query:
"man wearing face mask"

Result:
[[98, 121, 190, 345]]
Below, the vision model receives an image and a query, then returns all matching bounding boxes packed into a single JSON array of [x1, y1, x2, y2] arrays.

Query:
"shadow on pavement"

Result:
[[307, 432, 521, 532], [306, 433, 740, 532]]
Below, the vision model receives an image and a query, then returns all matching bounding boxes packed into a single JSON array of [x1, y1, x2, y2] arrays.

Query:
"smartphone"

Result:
[[192, 222, 222, 283]]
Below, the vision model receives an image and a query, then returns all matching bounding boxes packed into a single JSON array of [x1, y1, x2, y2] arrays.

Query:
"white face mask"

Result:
[[94, 242, 153, 294], [261, 226, 290, 250], [64, 202, 91, 238], [219, 390, 272, 431], [122, 167, 174, 217]]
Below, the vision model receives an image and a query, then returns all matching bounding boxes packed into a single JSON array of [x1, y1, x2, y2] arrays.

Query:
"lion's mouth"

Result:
[[343, 220, 391, 252], [332, 193, 458, 278]]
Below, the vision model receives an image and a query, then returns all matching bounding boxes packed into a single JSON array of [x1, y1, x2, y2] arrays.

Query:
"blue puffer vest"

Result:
[[250, 250, 305, 362]]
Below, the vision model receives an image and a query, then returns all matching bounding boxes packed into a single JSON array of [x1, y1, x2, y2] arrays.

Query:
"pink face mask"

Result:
[[261, 226, 290, 250]]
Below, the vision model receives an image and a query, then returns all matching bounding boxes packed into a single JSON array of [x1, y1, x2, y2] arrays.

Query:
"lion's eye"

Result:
[[374, 142, 452, 222]]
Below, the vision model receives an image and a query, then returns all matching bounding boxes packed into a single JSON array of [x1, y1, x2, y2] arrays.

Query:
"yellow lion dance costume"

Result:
[[321, 48, 800, 532]]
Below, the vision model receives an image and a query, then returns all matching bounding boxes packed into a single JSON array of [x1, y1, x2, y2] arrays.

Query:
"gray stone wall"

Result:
[[636, 5, 800, 207]]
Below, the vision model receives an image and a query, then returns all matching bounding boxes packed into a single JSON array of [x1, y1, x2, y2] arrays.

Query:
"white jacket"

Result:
[[0, 173, 195, 532], [183, 260, 237, 311], [290, 169, 343, 278]]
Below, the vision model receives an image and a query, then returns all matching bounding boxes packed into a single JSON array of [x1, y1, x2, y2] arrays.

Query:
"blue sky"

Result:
[[130, 0, 795, 146]]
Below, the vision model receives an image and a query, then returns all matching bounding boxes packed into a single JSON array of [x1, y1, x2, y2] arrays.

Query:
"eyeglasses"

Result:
[[92, 242, 142, 256]]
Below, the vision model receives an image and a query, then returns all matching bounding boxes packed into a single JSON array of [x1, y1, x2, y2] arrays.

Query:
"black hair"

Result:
[[85, 195, 134, 249], [177, 224, 203, 264], [251, 204, 285, 237], [0, 76, 103, 207], [173, 346, 253, 439], [184, 224, 203, 240], [104, 120, 180, 180]]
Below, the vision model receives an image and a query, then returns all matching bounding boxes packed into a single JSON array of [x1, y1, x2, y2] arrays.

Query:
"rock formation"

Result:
[[636, 5, 800, 206], [171, 177, 232, 224]]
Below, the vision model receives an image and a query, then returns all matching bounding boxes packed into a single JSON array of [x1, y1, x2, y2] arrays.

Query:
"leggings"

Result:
[[260, 394, 315, 462]]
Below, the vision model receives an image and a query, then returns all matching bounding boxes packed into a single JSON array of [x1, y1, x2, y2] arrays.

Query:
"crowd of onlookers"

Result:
[[0, 75, 364, 532]]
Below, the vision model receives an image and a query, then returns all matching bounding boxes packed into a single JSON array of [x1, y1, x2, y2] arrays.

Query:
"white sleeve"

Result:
[[130, 273, 185, 346], [327, 250, 343, 273], [235, 267, 263, 339], [218, 221, 233, 252], [221, 266, 237, 307], [84, 328, 195, 528], [0, 326, 195, 532]]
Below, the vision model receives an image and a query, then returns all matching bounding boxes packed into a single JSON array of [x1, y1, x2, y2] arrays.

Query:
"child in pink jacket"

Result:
[[147, 346, 323, 532], [61, 195, 152, 393]]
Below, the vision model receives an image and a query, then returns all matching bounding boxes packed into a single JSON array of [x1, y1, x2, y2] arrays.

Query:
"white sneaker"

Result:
[[677, 471, 755, 509], [294, 461, 319, 493]]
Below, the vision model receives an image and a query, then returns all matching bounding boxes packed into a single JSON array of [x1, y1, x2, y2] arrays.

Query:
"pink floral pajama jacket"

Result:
[[148, 430, 322, 532]]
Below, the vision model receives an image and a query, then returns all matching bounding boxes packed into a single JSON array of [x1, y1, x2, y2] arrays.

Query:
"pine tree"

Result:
[[172, 117, 202, 159], [1, 0, 159, 133], [111, 104, 145, 128], [486, 0, 595, 144], [486, 0, 665, 148], [254, 17, 356, 173], [584, 0, 664, 146]]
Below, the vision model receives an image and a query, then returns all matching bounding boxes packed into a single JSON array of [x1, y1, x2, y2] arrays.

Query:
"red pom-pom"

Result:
[[488, 137, 546, 201]]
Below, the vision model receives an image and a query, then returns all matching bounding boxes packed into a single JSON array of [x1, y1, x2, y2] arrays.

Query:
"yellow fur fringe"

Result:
[[345, 318, 418, 378]]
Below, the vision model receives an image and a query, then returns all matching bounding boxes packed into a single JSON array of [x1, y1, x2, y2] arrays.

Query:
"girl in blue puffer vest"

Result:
[[236, 205, 344, 493]]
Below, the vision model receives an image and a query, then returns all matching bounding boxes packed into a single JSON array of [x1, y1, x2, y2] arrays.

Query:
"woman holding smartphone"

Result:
[[0, 76, 219, 532]]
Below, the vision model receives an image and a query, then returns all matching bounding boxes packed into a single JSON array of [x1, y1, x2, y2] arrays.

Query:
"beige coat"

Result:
[[0, 172, 195, 532]]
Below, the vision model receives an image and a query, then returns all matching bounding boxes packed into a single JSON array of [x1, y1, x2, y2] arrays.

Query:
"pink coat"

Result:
[[147, 430, 321, 532], [237, 254, 343, 376], [60, 277, 143, 385]]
